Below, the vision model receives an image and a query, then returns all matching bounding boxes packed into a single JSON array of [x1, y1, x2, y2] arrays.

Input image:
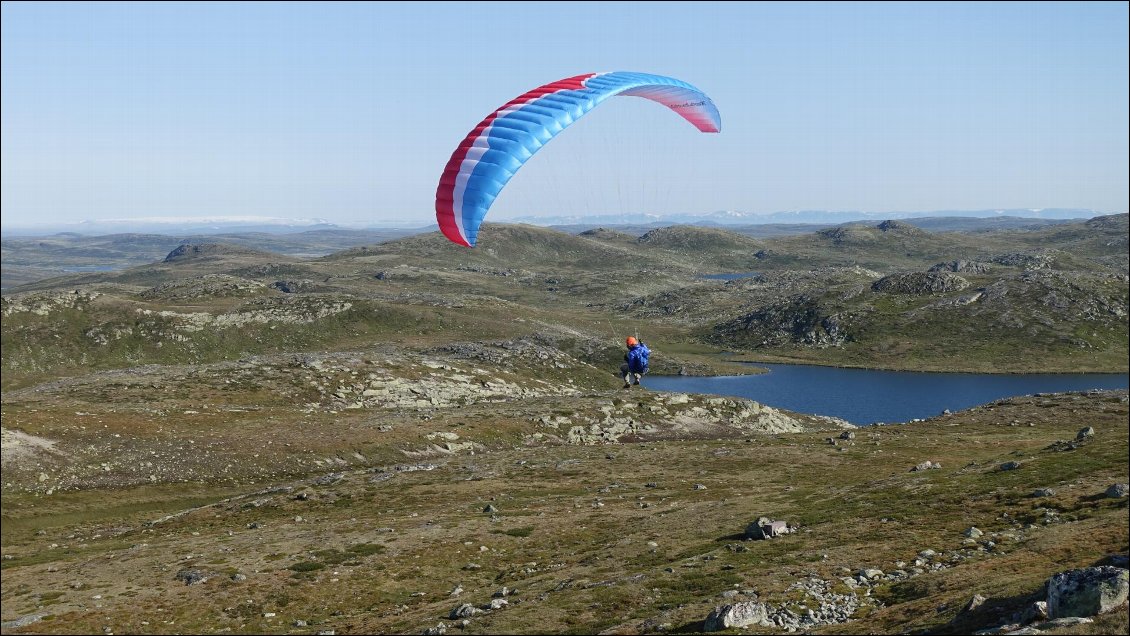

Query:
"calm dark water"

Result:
[[646, 363, 1128, 426]]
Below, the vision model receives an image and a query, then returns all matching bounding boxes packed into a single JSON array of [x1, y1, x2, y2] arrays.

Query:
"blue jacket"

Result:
[[625, 343, 650, 373]]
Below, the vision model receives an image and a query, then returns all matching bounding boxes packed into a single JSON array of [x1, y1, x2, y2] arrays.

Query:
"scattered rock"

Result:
[[1038, 616, 1094, 628], [174, 569, 207, 585], [421, 623, 447, 636], [1076, 426, 1095, 440], [964, 527, 984, 539], [911, 461, 941, 472], [483, 504, 498, 513], [999, 461, 1022, 471], [448, 603, 481, 619], [1032, 488, 1055, 498], [0, 614, 46, 630]]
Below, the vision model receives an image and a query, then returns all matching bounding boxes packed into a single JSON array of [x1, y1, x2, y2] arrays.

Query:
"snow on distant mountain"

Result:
[[0, 216, 427, 237]]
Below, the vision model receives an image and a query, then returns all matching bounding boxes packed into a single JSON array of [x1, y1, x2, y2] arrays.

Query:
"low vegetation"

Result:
[[2, 215, 1126, 634]]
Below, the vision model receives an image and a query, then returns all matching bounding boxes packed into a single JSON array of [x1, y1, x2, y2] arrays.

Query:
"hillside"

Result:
[[3, 217, 1127, 395], [2, 376, 1126, 634], [1, 214, 1127, 635], [0, 228, 417, 291]]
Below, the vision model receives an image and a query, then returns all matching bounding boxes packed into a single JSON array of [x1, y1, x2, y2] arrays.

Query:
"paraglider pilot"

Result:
[[621, 336, 650, 388]]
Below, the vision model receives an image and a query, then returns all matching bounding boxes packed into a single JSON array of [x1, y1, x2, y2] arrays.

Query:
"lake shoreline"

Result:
[[646, 362, 1129, 425], [666, 351, 1130, 377]]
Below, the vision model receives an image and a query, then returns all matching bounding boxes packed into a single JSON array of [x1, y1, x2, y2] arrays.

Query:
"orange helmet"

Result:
[[626, 336, 638, 347]]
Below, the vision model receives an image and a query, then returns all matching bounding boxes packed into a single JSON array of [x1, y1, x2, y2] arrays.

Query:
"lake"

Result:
[[645, 363, 1129, 426]]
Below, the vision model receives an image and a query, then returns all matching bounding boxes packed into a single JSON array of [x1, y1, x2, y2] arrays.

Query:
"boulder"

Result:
[[1046, 566, 1129, 618], [174, 569, 207, 585], [448, 603, 481, 619], [745, 517, 789, 540], [1105, 483, 1128, 498], [703, 601, 772, 631]]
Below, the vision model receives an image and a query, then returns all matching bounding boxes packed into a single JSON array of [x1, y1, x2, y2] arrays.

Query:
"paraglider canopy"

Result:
[[435, 71, 721, 247]]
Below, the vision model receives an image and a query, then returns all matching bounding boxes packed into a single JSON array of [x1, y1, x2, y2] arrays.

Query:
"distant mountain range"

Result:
[[1, 209, 1110, 237], [0, 217, 429, 237], [510, 208, 1105, 226]]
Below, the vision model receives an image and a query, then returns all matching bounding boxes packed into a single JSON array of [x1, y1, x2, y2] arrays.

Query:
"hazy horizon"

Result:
[[0, 207, 1115, 239]]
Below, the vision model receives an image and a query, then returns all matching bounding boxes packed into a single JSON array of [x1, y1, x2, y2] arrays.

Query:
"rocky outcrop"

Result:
[[1, 290, 99, 317], [871, 272, 971, 294], [163, 243, 270, 263], [989, 250, 1059, 270], [135, 297, 353, 332], [141, 274, 265, 300], [877, 219, 925, 234], [718, 295, 851, 348], [270, 280, 317, 294], [929, 260, 993, 274], [559, 393, 843, 445]]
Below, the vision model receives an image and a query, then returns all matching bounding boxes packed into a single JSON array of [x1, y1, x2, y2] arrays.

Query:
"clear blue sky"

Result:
[[2, 1, 1127, 228]]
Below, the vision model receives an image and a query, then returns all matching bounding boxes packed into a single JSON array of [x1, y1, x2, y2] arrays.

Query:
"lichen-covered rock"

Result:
[[704, 601, 772, 631], [1045, 566, 1129, 618]]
